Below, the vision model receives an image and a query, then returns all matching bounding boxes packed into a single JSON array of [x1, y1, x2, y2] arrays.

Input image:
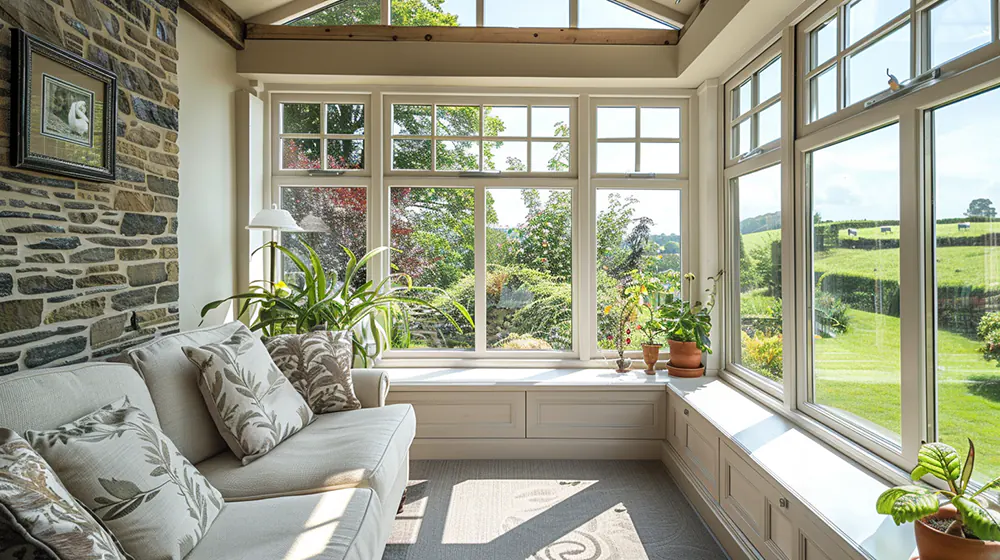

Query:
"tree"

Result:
[[965, 198, 996, 218], [288, 0, 460, 26]]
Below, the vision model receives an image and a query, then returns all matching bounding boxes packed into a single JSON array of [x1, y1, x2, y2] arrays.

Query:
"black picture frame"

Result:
[[11, 28, 118, 183]]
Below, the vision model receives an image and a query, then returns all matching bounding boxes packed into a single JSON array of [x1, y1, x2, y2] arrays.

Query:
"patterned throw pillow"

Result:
[[264, 330, 361, 414], [0, 429, 128, 560], [25, 400, 224, 560], [183, 325, 314, 465]]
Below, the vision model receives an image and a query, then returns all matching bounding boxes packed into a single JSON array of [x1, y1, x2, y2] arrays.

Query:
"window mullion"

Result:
[[474, 183, 488, 353], [578, 94, 595, 360]]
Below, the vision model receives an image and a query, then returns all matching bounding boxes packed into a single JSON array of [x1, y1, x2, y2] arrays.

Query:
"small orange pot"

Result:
[[641, 344, 661, 375], [668, 340, 702, 369], [915, 506, 1000, 560]]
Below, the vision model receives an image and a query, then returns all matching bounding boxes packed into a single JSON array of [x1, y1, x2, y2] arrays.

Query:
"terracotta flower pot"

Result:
[[641, 344, 661, 375], [915, 506, 1000, 560], [668, 340, 702, 369]]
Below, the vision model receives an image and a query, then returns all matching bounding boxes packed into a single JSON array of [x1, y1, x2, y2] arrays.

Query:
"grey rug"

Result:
[[384, 460, 727, 560]]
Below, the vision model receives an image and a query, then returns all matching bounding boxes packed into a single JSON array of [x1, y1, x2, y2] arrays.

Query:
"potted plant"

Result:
[[603, 289, 639, 373], [201, 241, 473, 366], [657, 270, 724, 372], [630, 268, 677, 375], [877, 440, 1000, 560]]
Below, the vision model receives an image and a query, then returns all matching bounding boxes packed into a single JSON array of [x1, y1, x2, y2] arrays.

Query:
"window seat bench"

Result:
[[383, 368, 920, 560]]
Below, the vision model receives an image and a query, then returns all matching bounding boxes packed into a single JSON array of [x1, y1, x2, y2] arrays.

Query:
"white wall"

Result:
[[177, 12, 248, 330]]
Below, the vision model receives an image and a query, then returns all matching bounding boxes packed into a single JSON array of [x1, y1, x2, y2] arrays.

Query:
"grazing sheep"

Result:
[[847, 228, 858, 237], [880, 226, 892, 233], [959, 222, 972, 231]]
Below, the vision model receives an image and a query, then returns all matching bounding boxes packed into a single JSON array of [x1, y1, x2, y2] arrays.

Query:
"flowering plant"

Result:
[[653, 270, 724, 353], [603, 287, 641, 371]]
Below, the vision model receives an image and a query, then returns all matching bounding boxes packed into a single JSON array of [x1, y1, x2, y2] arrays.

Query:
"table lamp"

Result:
[[247, 204, 303, 288]]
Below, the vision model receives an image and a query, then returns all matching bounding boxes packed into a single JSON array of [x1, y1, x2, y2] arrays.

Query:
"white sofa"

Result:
[[0, 323, 415, 560]]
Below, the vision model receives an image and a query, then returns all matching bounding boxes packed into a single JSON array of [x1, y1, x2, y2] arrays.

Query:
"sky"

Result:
[[429, 0, 672, 28]]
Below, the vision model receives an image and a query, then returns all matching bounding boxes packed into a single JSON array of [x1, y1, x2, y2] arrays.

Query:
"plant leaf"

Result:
[[960, 439, 976, 494], [972, 475, 1000, 499], [884, 490, 941, 526], [916, 442, 963, 484], [877, 486, 934, 515], [953, 496, 1000, 541]]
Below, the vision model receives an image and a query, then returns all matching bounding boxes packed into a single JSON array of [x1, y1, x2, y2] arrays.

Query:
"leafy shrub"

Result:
[[815, 289, 852, 335], [740, 331, 783, 382], [978, 312, 1000, 356]]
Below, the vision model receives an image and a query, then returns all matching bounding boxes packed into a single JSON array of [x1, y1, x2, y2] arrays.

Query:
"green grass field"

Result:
[[813, 308, 1000, 480], [836, 221, 1000, 242]]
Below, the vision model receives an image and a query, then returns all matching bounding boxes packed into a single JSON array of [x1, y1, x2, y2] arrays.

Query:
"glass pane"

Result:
[[929, 0, 993, 68], [392, 104, 433, 135], [810, 65, 838, 122], [485, 0, 569, 27], [597, 142, 636, 174], [436, 140, 480, 171], [390, 187, 475, 350], [288, 0, 379, 25], [733, 80, 752, 117], [735, 165, 783, 383], [758, 57, 782, 101], [436, 106, 480, 136], [734, 118, 751, 158], [530, 141, 570, 172], [281, 138, 321, 170], [758, 103, 781, 146], [597, 189, 682, 351], [640, 107, 680, 138], [931, 86, 1000, 483], [848, 0, 909, 45], [810, 124, 901, 442], [326, 104, 365, 135], [597, 107, 636, 139], [580, 0, 672, 28], [392, 139, 432, 170], [391, 0, 475, 26], [280, 187, 367, 290], [326, 139, 364, 170], [847, 23, 911, 105], [486, 106, 528, 137], [811, 18, 838, 69], [281, 103, 320, 134], [486, 188, 573, 350], [639, 143, 679, 174], [484, 141, 528, 171], [532, 107, 571, 137]]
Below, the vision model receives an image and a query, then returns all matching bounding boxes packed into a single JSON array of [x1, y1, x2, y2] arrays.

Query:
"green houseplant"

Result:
[[877, 440, 1000, 560], [651, 270, 723, 372], [201, 241, 473, 366]]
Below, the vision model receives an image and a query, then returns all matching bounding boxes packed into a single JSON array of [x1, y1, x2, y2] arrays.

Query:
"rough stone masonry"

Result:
[[0, 0, 181, 374]]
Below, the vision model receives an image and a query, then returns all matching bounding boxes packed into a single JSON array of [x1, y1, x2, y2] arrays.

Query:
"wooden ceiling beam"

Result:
[[181, 0, 247, 50], [246, 24, 679, 45]]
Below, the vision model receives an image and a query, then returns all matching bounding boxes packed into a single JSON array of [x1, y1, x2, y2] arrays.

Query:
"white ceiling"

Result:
[[224, 0, 700, 23]]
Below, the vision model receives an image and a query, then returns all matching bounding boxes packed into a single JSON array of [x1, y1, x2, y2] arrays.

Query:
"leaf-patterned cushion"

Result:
[[264, 330, 361, 414], [182, 325, 314, 465], [0, 429, 128, 560], [25, 400, 224, 560]]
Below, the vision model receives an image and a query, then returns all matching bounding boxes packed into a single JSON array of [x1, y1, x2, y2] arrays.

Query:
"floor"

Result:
[[383, 460, 727, 560]]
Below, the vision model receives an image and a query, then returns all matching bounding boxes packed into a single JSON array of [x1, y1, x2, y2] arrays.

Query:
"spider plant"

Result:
[[201, 241, 473, 366]]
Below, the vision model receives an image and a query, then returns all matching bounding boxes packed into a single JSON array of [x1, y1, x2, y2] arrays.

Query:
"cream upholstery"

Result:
[[197, 404, 415, 502], [124, 322, 244, 464], [2, 324, 411, 560], [187, 489, 384, 560], [0, 363, 159, 433]]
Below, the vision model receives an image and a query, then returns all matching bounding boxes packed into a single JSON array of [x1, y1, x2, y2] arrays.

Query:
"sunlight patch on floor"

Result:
[[529, 502, 648, 560], [441, 478, 597, 544]]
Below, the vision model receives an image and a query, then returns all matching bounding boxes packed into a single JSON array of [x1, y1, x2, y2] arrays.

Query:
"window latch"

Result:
[[864, 68, 942, 110], [738, 147, 765, 163], [459, 171, 502, 177], [625, 172, 656, 179], [307, 170, 346, 177]]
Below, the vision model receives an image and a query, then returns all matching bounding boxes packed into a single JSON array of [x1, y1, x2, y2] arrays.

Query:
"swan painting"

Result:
[[41, 74, 94, 147]]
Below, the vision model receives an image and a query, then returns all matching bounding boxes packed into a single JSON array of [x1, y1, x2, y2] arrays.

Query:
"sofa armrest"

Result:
[[352, 369, 390, 408]]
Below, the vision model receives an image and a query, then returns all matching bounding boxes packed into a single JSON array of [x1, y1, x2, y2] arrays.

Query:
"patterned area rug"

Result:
[[384, 460, 727, 560]]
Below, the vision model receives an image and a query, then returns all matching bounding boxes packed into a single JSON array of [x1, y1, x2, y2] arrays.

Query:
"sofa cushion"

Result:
[[186, 488, 383, 560], [197, 404, 415, 502], [0, 429, 128, 560], [264, 330, 362, 413], [183, 325, 315, 465], [26, 399, 225, 560], [0, 362, 158, 435], [124, 322, 244, 464]]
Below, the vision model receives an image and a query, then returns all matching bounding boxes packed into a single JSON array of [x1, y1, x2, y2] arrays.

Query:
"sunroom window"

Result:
[[594, 104, 681, 175], [278, 101, 366, 171]]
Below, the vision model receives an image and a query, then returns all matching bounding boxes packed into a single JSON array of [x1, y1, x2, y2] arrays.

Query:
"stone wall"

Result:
[[0, 0, 181, 374]]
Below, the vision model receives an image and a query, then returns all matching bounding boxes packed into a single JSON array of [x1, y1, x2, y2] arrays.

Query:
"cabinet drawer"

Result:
[[721, 442, 768, 548], [673, 397, 720, 500], [386, 391, 525, 438], [526, 390, 665, 439]]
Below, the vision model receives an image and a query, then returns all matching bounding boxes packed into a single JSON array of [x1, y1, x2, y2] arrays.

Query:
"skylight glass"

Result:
[[579, 0, 673, 29], [287, 0, 380, 26]]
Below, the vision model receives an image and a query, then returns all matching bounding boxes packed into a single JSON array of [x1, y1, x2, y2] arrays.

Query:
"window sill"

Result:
[[383, 366, 676, 390], [669, 375, 917, 560]]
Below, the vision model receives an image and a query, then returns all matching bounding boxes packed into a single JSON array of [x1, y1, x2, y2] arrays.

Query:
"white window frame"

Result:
[[724, 44, 783, 167], [271, 93, 371, 177], [283, 0, 682, 28], [591, 98, 688, 179], [384, 95, 578, 177]]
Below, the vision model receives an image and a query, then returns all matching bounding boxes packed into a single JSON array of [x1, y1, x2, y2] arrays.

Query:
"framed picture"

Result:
[[11, 29, 117, 182]]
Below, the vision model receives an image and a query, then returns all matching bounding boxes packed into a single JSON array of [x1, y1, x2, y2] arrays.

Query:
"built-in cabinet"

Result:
[[665, 387, 862, 560]]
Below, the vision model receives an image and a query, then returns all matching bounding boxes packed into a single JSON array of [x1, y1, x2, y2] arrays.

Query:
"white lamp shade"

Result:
[[247, 204, 304, 231]]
